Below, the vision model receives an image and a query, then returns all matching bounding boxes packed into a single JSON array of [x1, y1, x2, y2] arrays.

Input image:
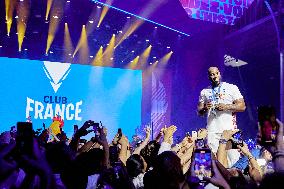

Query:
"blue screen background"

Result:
[[0, 57, 142, 140]]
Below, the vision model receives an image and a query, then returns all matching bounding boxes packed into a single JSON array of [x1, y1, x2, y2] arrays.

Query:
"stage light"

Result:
[[0, 46, 2, 48], [153, 57, 156, 59], [24, 48, 28, 51], [5, 0, 17, 36], [15, 15, 19, 18], [155, 26, 157, 29], [167, 46, 170, 49], [92, 46, 103, 66], [159, 51, 173, 66], [92, 0, 190, 36], [45, 0, 53, 20], [138, 45, 152, 68], [67, 0, 70, 3], [132, 50, 135, 53], [126, 56, 140, 69], [45, 0, 64, 54], [90, 55, 94, 58], [17, 0, 30, 52], [145, 39, 149, 42], [97, 0, 113, 28], [63, 23, 73, 55], [115, 19, 144, 48], [50, 51, 53, 54], [73, 25, 89, 63], [127, 16, 130, 19], [89, 20, 94, 24], [97, 6, 101, 9], [102, 34, 116, 66]]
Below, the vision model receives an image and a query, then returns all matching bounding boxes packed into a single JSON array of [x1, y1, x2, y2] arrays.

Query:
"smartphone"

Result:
[[196, 139, 206, 149], [194, 148, 212, 182], [117, 128, 122, 139], [92, 123, 100, 134], [109, 145, 119, 165], [257, 106, 278, 145], [16, 122, 33, 156], [231, 131, 243, 147]]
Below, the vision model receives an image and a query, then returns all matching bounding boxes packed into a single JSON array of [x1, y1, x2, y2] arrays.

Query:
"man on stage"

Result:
[[197, 67, 246, 167]]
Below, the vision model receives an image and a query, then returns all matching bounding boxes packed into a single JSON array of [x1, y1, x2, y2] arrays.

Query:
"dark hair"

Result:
[[259, 172, 284, 189], [150, 151, 184, 189], [140, 140, 160, 169], [96, 165, 135, 189], [45, 142, 74, 173], [126, 154, 144, 178]]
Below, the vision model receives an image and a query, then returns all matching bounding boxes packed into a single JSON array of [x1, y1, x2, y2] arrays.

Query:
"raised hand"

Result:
[[0, 141, 17, 181]]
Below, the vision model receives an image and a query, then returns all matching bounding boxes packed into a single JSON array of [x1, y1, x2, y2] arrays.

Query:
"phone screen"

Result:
[[232, 131, 243, 146], [92, 123, 100, 133], [194, 149, 212, 181]]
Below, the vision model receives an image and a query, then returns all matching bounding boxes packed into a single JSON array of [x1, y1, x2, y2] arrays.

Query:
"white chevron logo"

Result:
[[43, 61, 71, 93]]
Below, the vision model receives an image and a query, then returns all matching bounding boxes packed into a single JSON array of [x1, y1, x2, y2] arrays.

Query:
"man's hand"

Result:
[[75, 120, 94, 138], [145, 126, 151, 139], [204, 102, 213, 110], [96, 127, 108, 146], [215, 103, 227, 111], [163, 125, 177, 145], [237, 142, 251, 157], [221, 129, 239, 141]]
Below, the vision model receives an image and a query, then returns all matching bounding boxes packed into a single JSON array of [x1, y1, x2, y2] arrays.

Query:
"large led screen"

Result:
[[0, 57, 142, 140]]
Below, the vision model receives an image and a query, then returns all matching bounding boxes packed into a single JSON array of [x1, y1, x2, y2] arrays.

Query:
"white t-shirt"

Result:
[[199, 82, 243, 133]]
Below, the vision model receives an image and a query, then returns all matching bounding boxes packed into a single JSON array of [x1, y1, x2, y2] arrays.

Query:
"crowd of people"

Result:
[[0, 116, 283, 189], [0, 66, 284, 189]]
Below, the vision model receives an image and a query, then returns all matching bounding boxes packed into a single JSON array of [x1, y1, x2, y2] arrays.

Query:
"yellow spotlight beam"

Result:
[[115, 19, 143, 48], [159, 51, 173, 66], [78, 25, 90, 64], [97, 0, 113, 28], [102, 34, 116, 66], [144, 60, 159, 78], [126, 56, 140, 69], [64, 23, 74, 60], [5, 0, 17, 36], [45, 0, 64, 54], [17, 0, 30, 52], [138, 45, 152, 68], [92, 46, 103, 66], [45, 0, 53, 20], [72, 25, 88, 57]]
